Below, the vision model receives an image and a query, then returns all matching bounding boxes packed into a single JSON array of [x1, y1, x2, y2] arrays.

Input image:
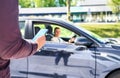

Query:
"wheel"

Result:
[[107, 70, 120, 78]]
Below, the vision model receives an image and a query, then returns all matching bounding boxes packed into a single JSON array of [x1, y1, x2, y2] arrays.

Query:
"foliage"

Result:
[[19, 0, 76, 8], [34, 0, 42, 7], [79, 23, 120, 38], [19, 0, 56, 8], [19, 0, 31, 8], [34, 0, 56, 7], [59, 0, 66, 6], [107, 0, 120, 14]]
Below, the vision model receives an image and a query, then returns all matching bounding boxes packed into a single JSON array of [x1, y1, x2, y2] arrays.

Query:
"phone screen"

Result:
[[33, 29, 48, 41]]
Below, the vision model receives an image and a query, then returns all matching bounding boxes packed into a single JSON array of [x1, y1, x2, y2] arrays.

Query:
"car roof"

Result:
[[19, 17, 66, 22]]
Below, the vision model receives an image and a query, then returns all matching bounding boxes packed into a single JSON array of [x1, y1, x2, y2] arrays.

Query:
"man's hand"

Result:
[[36, 36, 46, 51], [68, 37, 75, 43]]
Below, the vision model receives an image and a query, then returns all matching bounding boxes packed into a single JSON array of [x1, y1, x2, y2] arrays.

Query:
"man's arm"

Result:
[[0, 0, 45, 60]]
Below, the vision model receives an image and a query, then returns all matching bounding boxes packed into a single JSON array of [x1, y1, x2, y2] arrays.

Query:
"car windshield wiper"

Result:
[[105, 39, 118, 44]]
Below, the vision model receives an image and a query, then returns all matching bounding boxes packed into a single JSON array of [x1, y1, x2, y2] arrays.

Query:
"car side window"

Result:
[[33, 23, 80, 42]]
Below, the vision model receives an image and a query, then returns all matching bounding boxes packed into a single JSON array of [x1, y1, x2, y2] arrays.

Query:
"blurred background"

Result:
[[18, 0, 120, 38]]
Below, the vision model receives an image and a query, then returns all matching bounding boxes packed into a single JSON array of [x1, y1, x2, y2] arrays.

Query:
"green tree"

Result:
[[47, 0, 56, 7], [19, 0, 76, 8], [59, 0, 66, 6], [108, 0, 120, 14], [34, 0, 56, 7], [19, 0, 31, 8], [34, 0, 44, 7], [19, 0, 56, 8]]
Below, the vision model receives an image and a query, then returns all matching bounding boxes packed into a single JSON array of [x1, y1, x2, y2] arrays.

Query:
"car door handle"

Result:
[[92, 52, 101, 55], [42, 47, 58, 51]]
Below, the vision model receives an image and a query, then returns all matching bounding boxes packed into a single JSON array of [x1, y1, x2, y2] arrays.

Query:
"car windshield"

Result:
[[73, 23, 106, 44], [81, 27, 104, 41]]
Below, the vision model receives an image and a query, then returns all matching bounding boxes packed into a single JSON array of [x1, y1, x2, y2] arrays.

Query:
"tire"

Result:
[[107, 70, 120, 78]]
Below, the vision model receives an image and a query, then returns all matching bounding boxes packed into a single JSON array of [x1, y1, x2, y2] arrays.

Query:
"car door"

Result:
[[27, 21, 96, 78]]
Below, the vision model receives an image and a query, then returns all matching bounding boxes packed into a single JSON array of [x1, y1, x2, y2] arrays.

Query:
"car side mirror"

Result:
[[74, 37, 93, 47]]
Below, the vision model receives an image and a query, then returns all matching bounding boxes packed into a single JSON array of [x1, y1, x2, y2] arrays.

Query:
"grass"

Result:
[[78, 23, 120, 38]]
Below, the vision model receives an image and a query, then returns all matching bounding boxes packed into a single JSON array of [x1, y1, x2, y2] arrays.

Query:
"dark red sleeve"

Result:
[[0, 0, 38, 59]]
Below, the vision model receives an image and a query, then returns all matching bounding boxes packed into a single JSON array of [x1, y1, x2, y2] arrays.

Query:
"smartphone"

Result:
[[32, 29, 48, 41]]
